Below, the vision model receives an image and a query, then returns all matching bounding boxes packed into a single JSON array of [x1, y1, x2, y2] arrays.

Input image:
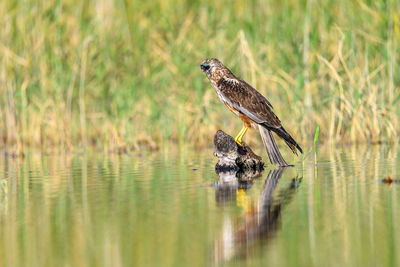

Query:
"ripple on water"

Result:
[[0, 147, 399, 266]]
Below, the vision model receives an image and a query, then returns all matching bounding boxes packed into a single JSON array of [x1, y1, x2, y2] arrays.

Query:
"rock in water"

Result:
[[214, 130, 264, 172]]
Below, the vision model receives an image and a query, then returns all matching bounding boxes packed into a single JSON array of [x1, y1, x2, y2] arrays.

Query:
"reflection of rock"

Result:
[[214, 167, 302, 263], [215, 167, 264, 205], [236, 168, 263, 183], [215, 170, 238, 205], [214, 130, 264, 172]]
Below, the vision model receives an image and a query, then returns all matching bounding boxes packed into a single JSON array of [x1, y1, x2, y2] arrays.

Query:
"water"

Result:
[[0, 145, 399, 266]]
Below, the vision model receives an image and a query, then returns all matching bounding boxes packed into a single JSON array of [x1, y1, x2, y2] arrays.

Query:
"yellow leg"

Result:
[[234, 126, 248, 146]]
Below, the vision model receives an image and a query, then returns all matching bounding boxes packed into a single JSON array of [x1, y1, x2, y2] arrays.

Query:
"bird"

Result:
[[200, 58, 302, 167]]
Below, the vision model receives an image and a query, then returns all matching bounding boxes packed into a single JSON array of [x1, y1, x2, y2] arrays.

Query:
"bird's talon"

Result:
[[234, 138, 242, 146]]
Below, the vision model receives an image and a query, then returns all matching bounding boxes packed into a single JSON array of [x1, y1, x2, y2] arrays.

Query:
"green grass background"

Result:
[[1, 0, 399, 152]]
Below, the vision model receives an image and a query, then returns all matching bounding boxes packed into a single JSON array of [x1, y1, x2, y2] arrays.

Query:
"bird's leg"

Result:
[[234, 126, 248, 146], [234, 127, 245, 145]]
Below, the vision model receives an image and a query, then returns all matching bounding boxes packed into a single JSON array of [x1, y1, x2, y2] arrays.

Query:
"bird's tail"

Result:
[[272, 126, 303, 155], [258, 125, 288, 167]]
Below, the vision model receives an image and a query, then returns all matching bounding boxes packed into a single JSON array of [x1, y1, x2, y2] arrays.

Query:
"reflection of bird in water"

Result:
[[201, 58, 302, 167], [214, 167, 302, 263]]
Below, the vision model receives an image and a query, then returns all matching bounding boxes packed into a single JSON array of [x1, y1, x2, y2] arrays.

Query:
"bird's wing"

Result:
[[217, 77, 282, 129]]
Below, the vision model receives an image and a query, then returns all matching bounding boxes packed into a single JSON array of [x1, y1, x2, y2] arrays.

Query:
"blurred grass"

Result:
[[0, 0, 399, 153]]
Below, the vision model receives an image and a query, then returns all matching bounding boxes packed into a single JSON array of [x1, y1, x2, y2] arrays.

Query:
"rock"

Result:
[[214, 130, 264, 172]]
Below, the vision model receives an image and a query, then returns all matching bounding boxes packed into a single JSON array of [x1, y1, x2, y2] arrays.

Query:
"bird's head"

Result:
[[200, 58, 229, 80]]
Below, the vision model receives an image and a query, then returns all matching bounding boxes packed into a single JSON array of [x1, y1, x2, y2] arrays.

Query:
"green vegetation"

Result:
[[1, 0, 399, 152], [314, 125, 320, 150]]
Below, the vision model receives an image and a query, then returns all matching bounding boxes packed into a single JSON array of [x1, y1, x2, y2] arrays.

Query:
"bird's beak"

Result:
[[200, 63, 210, 72]]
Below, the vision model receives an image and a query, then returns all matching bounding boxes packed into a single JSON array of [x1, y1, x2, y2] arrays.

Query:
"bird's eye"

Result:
[[201, 64, 210, 71]]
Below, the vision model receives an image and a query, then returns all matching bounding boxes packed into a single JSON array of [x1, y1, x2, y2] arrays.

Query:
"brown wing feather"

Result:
[[216, 77, 281, 129]]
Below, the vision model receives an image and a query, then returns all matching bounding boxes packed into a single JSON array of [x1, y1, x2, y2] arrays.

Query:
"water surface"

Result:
[[0, 145, 399, 266]]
